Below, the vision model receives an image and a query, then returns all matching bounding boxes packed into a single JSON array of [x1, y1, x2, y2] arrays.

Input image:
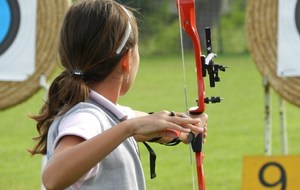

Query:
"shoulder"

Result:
[[51, 103, 108, 148], [61, 102, 110, 129], [70, 102, 106, 116]]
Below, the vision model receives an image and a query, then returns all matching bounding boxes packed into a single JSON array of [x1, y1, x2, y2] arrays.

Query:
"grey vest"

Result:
[[46, 100, 146, 190]]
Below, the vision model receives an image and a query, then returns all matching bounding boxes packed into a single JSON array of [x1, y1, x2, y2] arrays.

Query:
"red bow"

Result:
[[176, 0, 226, 189]]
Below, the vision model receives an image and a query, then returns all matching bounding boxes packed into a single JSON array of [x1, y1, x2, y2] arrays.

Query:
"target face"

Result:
[[0, 0, 71, 110], [277, 0, 300, 77], [0, 0, 37, 81], [0, 0, 20, 55]]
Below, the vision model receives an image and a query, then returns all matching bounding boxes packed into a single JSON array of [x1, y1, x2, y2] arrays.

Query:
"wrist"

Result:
[[121, 118, 139, 138]]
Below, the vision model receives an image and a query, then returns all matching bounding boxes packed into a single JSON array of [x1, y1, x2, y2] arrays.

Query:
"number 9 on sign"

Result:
[[258, 162, 286, 190], [242, 156, 300, 190]]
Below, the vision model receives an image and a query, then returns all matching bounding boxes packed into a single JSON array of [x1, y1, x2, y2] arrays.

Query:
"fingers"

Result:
[[166, 111, 204, 133], [171, 111, 208, 144], [157, 130, 178, 139], [168, 111, 209, 145], [132, 110, 208, 142], [179, 132, 195, 144]]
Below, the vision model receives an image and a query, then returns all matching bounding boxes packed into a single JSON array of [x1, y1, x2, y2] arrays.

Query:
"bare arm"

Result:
[[42, 121, 132, 190]]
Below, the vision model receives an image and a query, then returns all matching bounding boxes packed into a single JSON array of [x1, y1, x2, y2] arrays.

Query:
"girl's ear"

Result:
[[120, 50, 130, 72]]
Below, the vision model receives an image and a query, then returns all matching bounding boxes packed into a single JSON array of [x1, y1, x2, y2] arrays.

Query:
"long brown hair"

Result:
[[29, 0, 138, 155]]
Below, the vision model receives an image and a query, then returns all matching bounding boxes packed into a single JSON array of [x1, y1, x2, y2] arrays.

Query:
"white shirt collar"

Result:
[[89, 90, 128, 120]]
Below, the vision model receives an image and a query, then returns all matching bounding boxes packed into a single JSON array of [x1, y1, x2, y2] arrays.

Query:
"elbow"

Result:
[[42, 170, 63, 190], [42, 175, 56, 190], [42, 167, 75, 190]]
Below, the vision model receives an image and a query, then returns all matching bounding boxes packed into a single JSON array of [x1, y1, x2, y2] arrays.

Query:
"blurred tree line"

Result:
[[71, 0, 247, 55], [117, 0, 248, 55], [71, 0, 248, 54]]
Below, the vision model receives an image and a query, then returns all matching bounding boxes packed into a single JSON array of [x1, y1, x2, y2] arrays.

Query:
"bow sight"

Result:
[[202, 27, 227, 104]]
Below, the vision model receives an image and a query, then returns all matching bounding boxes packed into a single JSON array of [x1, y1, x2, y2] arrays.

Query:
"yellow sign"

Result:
[[242, 155, 300, 190]]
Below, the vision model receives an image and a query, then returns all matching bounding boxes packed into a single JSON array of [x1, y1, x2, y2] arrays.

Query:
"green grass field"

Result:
[[1, 53, 299, 190]]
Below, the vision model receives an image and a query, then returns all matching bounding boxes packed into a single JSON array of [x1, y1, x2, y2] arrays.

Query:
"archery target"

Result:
[[0, 0, 71, 110], [277, 0, 300, 77], [247, 0, 300, 107], [0, 0, 37, 81]]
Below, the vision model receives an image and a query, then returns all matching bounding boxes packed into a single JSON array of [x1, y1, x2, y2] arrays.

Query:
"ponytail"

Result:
[[29, 70, 89, 155]]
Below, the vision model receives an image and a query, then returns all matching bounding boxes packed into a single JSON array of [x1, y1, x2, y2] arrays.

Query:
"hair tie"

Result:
[[72, 69, 84, 77]]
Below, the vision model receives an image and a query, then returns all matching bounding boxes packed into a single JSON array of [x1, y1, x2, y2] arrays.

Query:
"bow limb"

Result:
[[177, 0, 205, 114], [176, 0, 206, 190]]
